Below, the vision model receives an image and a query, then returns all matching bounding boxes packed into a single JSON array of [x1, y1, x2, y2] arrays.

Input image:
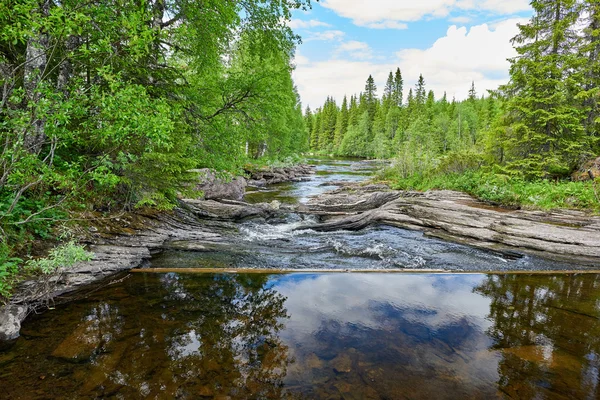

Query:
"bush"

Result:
[[378, 166, 600, 211], [26, 242, 94, 275]]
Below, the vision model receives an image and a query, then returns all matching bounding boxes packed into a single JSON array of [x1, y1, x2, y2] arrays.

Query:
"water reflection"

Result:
[[2, 273, 600, 399], [475, 274, 600, 399]]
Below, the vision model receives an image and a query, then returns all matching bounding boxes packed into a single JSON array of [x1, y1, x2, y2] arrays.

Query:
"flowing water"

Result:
[[1, 157, 599, 399]]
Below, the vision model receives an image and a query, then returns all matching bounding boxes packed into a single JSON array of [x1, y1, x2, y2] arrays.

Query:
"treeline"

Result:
[[307, 0, 600, 180], [0, 0, 311, 256]]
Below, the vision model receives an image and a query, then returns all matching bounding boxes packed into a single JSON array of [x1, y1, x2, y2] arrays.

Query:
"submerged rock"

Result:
[[51, 320, 103, 362]]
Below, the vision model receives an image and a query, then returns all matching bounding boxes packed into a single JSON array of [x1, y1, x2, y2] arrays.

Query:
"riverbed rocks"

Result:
[[193, 169, 247, 201], [571, 156, 600, 181], [246, 164, 315, 185], [0, 305, 27, 341], [305, 186, 600, 265]]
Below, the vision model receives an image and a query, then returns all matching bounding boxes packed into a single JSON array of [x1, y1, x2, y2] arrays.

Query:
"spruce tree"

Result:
[[580, 0, 600, 152], [501, 0, 587, 177], [468, 81, 477, 102], [334, 96, 349, 148], [348, 95, 359, 126], [364, 75, 378, 122], [383, 72, 394, 103], [393, 68, 404, 107], [311, 108, 322, 150], [304, 106, 313, 150]]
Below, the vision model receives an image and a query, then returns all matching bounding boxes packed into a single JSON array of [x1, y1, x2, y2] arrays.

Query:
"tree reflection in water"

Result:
[[475, 274, 600, 400], [4, 272, 600, 400], [2, 273, 293, 399]]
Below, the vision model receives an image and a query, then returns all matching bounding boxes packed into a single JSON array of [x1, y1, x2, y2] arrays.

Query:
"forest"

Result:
[[0, 0, 311, 282], [307, 0, 600, 209]]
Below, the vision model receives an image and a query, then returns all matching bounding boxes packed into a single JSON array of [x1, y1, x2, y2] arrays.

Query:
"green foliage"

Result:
[[0, 243, 22, 299], [312, 0, 600, 210], [0, 0, 313, 299], [25, 242, 93, 275], [380, 168, 600, 211]]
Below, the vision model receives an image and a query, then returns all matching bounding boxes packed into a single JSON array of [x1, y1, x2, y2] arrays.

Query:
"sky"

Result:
[[290, 0, 534, 109]]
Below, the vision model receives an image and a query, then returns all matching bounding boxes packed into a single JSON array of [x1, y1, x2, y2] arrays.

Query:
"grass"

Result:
[[377, 168, 600, 212]]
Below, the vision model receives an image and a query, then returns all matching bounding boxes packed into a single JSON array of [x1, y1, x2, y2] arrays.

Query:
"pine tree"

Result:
[[383, 72, 394, 103], [415, 75, 426, 105], [304, 106, 314, 150], [580, 0, 600, 152], [311, 108, 322, 150], [348, 95, 359, 126]]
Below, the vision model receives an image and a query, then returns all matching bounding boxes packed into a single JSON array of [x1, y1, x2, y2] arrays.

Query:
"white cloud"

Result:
[[294, 59, 395, 107], [288, 19, 332, 29], [364, 20, 409, 30], [294, 18, 526, 108], [395, 18, 526, 99], [448, 15, 472, 24], [335, 40, 375, 60], [292, 50, 310, 66], [305, 29, 345, 42], [338, 41, 371, 52], [319, 0, 530, 28]]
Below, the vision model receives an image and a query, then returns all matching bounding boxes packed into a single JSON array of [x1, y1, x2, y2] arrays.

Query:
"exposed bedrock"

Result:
[[303, 186, 600, 265]]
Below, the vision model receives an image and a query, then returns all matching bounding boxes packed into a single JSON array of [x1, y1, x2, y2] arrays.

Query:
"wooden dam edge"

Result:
[[131, 267, 600, 275]]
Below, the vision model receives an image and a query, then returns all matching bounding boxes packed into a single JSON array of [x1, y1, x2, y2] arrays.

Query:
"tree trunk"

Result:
[[23, 0, 51, 154]]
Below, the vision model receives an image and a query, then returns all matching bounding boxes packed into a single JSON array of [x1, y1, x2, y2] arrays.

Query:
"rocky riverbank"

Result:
[[303, 184, 600, 265], [0, 164, 314, 341], [2, 174, 600, 341], [197, 164, 316, 200]]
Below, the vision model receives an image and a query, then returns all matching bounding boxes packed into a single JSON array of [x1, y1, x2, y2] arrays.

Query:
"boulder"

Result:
[[571, 156, 600, 181], [0, 305, 28, 341], [193, 169, 247, 201]]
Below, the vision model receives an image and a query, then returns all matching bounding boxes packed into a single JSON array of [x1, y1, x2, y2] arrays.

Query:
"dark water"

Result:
[[2, 272, 600, 399], [2, 157, 599, 399]]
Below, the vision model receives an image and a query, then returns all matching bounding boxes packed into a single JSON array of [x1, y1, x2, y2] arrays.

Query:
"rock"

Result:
[[0, 305, 28, 341], [305, 353, 324, 369], [51, 320, 102, 362], [247, 179, 267, 188], [184, 199, 279, 221], [572, 156, 600, 181], [304, 186, 600, 265], [246, 164, 315, 185], [193, 169, 247, 201], [330, 353, 353, 373]]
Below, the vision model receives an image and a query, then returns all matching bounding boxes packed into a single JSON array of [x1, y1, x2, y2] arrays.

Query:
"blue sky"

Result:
[[290, 0, 534, 108]]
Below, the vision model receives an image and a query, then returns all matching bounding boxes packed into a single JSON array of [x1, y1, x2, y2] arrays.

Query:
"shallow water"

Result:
[[244, 157, 380, 204], [2, 272, 600, 399], [2, 157, 598, 399], [153, 157, 577, 272]]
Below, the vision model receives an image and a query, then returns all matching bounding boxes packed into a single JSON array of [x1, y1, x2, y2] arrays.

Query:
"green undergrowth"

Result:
[[244, 154, 308, 172], [377, 168, 600, 212], [0, 239, 93, 302]]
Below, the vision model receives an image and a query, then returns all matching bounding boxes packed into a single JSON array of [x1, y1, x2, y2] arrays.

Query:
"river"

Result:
[[1, 157, 599, 399]]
